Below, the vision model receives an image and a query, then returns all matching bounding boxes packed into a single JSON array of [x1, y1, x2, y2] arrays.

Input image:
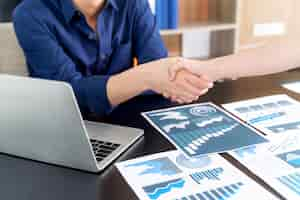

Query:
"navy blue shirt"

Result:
[[13, 0, 167, 116]]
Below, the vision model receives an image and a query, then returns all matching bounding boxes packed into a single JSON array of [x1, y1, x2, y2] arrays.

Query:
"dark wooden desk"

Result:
[[2, 71, 300, 200]]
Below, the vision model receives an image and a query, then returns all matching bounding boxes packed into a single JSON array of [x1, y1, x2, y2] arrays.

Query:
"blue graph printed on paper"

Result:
[[277, 150, 300, 168], [249, 105, 264, 111], [234, 100, 294, 114], [189, 106, 217, 116], [248, 112, 286, 124], [190, 167, 224, 184], [176, 154, 211, 169], [234, 146, 257, 159], [268, 121, 300, 134], [277, 172, 300, 196], [145, 104, 268, 157], [125, 157, 182, 177], [163, 121, 190, 133], [143, 178, 185, 200], [150, 112, 189, 121], [177, 182, 244, 200], [277, 100, 294, 106]]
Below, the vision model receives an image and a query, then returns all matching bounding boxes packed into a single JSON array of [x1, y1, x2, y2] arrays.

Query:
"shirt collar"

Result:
[[61, 0, 77, 23], [61, 0, 119, 23]]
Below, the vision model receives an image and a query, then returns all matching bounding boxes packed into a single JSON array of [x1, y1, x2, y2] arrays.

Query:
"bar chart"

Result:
[[190, 167, 224, 184], [277, 172, 300, 196], [175, 182, 244, 200]]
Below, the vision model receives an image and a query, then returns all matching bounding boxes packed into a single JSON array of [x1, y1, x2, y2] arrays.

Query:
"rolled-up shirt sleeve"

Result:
[[13, 11, 112, 116]]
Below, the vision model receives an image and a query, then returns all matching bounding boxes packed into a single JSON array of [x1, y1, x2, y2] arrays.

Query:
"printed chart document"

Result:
[[230, 133, 300, 200], [223, 94, 300, 199], [282, 81, 300, 94], [116, 151, 278, 200], [223, 94, 300, 136], [142, 103, 268, 158]]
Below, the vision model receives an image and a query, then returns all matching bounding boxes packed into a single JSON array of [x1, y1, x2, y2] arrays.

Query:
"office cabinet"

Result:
[[161, 0, 240, 59]]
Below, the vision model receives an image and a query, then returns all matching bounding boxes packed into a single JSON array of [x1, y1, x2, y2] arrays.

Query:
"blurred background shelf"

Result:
[[160, 22, 237, 36], [159, 0, 240, 59]]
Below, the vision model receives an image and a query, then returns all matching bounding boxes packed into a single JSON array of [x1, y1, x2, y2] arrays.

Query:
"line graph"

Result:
[[125, 157, 182, 178], [150, 112, 188, 121], [143, 178, 185, 200], [278, 150, 300, 168]]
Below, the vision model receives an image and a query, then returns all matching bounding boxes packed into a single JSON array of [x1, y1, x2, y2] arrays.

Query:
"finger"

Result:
[[199, 88, 210, 96], [172, 89, 198, 103], [186, 74, 214, 90], [171, 96, 182, 104], [170, 94, 190, 105], [178, 96, 196, 104], [199, 74, 214, 87], [176, 98, 185, 105], [170, 95, 178, 102], [168, 60, 185, 81], [167, 82, 198, 103], [162, 92, 171, 99], [176, 79, 206, 98]]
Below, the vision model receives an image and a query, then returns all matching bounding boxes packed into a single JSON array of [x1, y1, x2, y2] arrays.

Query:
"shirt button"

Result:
[[88, 34, 96, 40], [100, 54, 106, 60], [75, 11, 81, 16]]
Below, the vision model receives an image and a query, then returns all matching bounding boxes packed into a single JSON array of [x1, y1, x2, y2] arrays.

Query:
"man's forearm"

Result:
[[195, 37, 300, 81], [107, 66, 150, 107]]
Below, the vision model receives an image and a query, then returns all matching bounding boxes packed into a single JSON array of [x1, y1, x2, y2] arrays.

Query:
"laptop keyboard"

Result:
[[90, 139, 121, 162]]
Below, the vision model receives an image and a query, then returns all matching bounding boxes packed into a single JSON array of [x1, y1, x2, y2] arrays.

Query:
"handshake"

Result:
[[142, 57, 215, 104]]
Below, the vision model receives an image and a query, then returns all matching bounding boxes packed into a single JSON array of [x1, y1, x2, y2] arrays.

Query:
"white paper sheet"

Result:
[[282, 81, 300, 94], [142, 103, 268, 158], [223, 94, 300, 199], [223, 94, 300, 136], [116, 151, 278, 200], [230, 133, 300, 200]]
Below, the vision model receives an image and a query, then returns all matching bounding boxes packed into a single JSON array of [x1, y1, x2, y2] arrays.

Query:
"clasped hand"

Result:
[[143, 57, 213, 104]]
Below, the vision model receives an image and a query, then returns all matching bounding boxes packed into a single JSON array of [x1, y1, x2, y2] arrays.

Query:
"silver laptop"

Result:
[[0, 75, 143, 172]]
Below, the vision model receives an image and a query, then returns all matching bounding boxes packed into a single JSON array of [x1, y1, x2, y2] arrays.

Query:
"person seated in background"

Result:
[[170, 37, 300, 83], [13, 0, 213, 117]]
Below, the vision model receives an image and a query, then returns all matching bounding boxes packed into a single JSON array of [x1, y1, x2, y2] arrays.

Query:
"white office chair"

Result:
[[0, 23, 28, 76]]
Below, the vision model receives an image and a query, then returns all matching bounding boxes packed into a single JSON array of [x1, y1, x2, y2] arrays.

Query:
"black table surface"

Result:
[[2, 70, 300, 200]]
